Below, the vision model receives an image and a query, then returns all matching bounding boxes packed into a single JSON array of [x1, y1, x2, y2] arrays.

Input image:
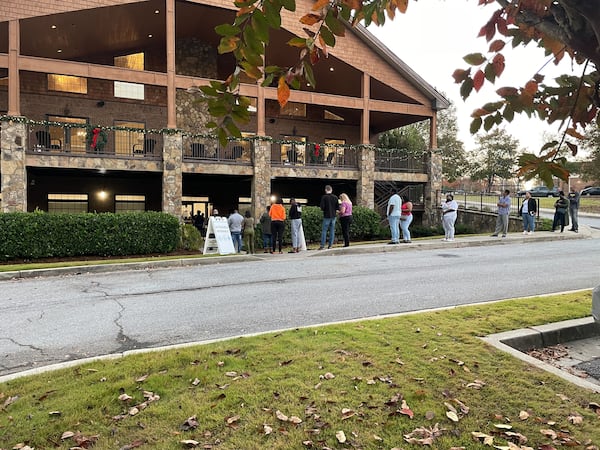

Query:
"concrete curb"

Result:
[[482, 317, 600, 393]]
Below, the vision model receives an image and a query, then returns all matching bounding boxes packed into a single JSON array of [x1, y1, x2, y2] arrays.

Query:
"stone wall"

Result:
[[446, 208, 538, 234], [175, 38, 217, 134]]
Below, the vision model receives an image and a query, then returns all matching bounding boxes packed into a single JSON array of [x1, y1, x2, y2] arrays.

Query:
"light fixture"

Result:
[[270, 195, 277, 203], [148, 34, 153, 38], [98, 190, 108, 200], [154, 9, 160, 14], [57, 49, 62, 53], [51, 25, 57, 29], [329, 67, 334, 72]]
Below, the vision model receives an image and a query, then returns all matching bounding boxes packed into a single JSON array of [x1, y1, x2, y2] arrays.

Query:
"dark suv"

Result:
[[516, 186, 559, 197], [580, 186, 600, 196]]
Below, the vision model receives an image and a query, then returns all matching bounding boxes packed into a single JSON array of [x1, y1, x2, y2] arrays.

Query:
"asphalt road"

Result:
[[1, 237, 600, 378]]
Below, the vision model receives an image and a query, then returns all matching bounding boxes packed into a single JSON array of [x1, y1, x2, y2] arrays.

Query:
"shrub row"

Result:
[[0, 211, 180, 261]]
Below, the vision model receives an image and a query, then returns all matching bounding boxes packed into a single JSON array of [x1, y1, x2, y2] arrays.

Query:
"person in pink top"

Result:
[[400, 195, 413, 243], [338, 193, 353, 247]]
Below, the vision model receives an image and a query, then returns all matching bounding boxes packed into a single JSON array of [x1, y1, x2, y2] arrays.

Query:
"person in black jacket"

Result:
[[319, 185, 339, 249], [518, 191, 537, 234]]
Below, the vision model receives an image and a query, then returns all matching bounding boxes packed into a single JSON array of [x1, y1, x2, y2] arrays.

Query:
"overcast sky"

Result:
[[368, 0, 584, 156]]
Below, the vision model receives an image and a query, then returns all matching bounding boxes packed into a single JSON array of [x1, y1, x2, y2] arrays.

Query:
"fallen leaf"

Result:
[[119, 394, 133, 402], [180, 439, 199, 447], [289, 416, 303, 424], [225, 371, 238, 377], [446, 411, 459, 422], [135, 374, 149, 382], [568, 413, 583, 424], [263, 424, 273, 435], [225, 415, 240, 425], [119, 439, 146, 450], [341, 408, 356, 419], [48, 410, 61, 416], [336, 430, 346, 443], [323, 372, 335, 380], [180, 415, 199, 431], [191, 378, 200, 386], [494, 423, 513, 430], [61, 431, 75, 439], [519, 410, 530, 420], [129, 407, 140, 416], [275, 410, 289, 421], [540, 429, 557, 439]]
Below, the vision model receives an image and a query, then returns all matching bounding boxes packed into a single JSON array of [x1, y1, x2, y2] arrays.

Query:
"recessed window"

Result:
[[0, 77, 8, 87], [47, 193, 88, 213], [280, 102, 306, 117], [114, 53, 145, 71], [48, 74, 88, 94], [115, 195, 146, 213], [114, 81, 145, 100]]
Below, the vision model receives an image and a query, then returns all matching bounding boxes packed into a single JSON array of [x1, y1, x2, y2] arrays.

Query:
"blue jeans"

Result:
[[388, 215, 400, 242], [231, 231, 243, 252], [522, 213, 535, 232], [400, 214, 413, 241], [262, 233, 272, 249], [320, 217, 336, 247]]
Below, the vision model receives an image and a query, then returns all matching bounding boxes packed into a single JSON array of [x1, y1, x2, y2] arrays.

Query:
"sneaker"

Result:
[[523, 231, 528, 235], [441, 238, 447, 241], [502, 235, 506, 238], [447, 238, 454, 242], [327, 246, 332, 249], [491, 234, 498, 237], [318, 246, 324, 250], [387, 241, 398, 245], [527, 231, 532, 235]]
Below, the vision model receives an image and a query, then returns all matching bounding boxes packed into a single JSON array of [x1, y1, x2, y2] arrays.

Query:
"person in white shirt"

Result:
[[441, 194, 458, 242], [387, 191, 402, 244]]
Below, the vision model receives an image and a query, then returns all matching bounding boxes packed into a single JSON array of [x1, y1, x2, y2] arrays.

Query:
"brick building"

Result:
[[0, 0, 448, 222]]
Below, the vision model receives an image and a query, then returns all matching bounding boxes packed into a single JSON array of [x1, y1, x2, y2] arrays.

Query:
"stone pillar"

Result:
[[162, 132, 182, 218], [423, 149, 442, 227], [1, 119, 28, 212], [356, 146, 374, 209], [251, 139, 272, 218]]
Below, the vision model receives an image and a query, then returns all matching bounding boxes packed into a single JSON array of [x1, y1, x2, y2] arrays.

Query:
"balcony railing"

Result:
[[375, 148, 426, 173], [27, 123, 162, 159], [271, 142, 359, 169], [182, 134, 252, 164]]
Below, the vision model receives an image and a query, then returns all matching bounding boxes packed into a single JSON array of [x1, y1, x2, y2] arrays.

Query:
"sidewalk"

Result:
[[1, 224, 599, 281]]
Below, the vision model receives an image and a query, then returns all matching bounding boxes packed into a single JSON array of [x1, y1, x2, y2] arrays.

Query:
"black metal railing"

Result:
[[27, 123, 162, 158], [270, 142, 359, 169], [374, 148, 427, 173], [182, 135, 252, 164]]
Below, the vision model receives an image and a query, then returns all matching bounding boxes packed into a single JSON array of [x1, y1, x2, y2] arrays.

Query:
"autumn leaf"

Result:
[[300, 13, 322, 25], [446, 411, 459, 422], [519, 410, 530, 420], [180, 440, 199, 448], [336, 430, 347, 443], [489, 39, 505, 52], [276, 410, 289, 421], [568, 413, 583, 424], [277, 76, 290, 107], [463, 53, 486, 65], [452, 68, 471, 83], [311, 0, 329, 11], [181, 415, 199, 431]]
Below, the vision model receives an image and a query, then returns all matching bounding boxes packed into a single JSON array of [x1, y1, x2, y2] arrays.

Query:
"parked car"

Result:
[[580, 186, 600, 196], [516, 186, 559, 197]]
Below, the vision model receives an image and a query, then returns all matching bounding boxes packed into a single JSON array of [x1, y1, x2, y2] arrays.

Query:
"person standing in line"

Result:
[[400, 195, 413, 243], [518, 191, 537, 234], [491, 189, 511, 238], [552, 190, 570, 233], [387, 189, 402, 244], [319, 185, 339, 249], [338, 193, 353, 247], [259, 206, 272, 252], [269, 198, 286, 254], [289, 198, 303, 253], [441, 193, 458, 242], [568, 187, 580, 233], [227, 209, 245, 253], [242, 210, 255, 254]]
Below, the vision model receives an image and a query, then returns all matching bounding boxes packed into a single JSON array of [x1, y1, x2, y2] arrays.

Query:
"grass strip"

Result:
[[1, 292, 599, 449]]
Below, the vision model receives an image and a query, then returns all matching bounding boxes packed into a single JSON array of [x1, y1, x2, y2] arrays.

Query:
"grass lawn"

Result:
[[1, 292, 599, 449]]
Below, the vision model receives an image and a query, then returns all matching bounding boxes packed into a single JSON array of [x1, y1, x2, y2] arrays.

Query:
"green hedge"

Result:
[[0, 211, 180, 261]]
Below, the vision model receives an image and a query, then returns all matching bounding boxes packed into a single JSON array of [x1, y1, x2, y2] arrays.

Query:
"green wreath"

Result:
[[86, 127, 108, 151]]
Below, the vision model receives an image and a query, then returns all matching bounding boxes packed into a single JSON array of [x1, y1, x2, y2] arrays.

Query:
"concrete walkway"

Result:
[[2, 225, 599, 281]]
